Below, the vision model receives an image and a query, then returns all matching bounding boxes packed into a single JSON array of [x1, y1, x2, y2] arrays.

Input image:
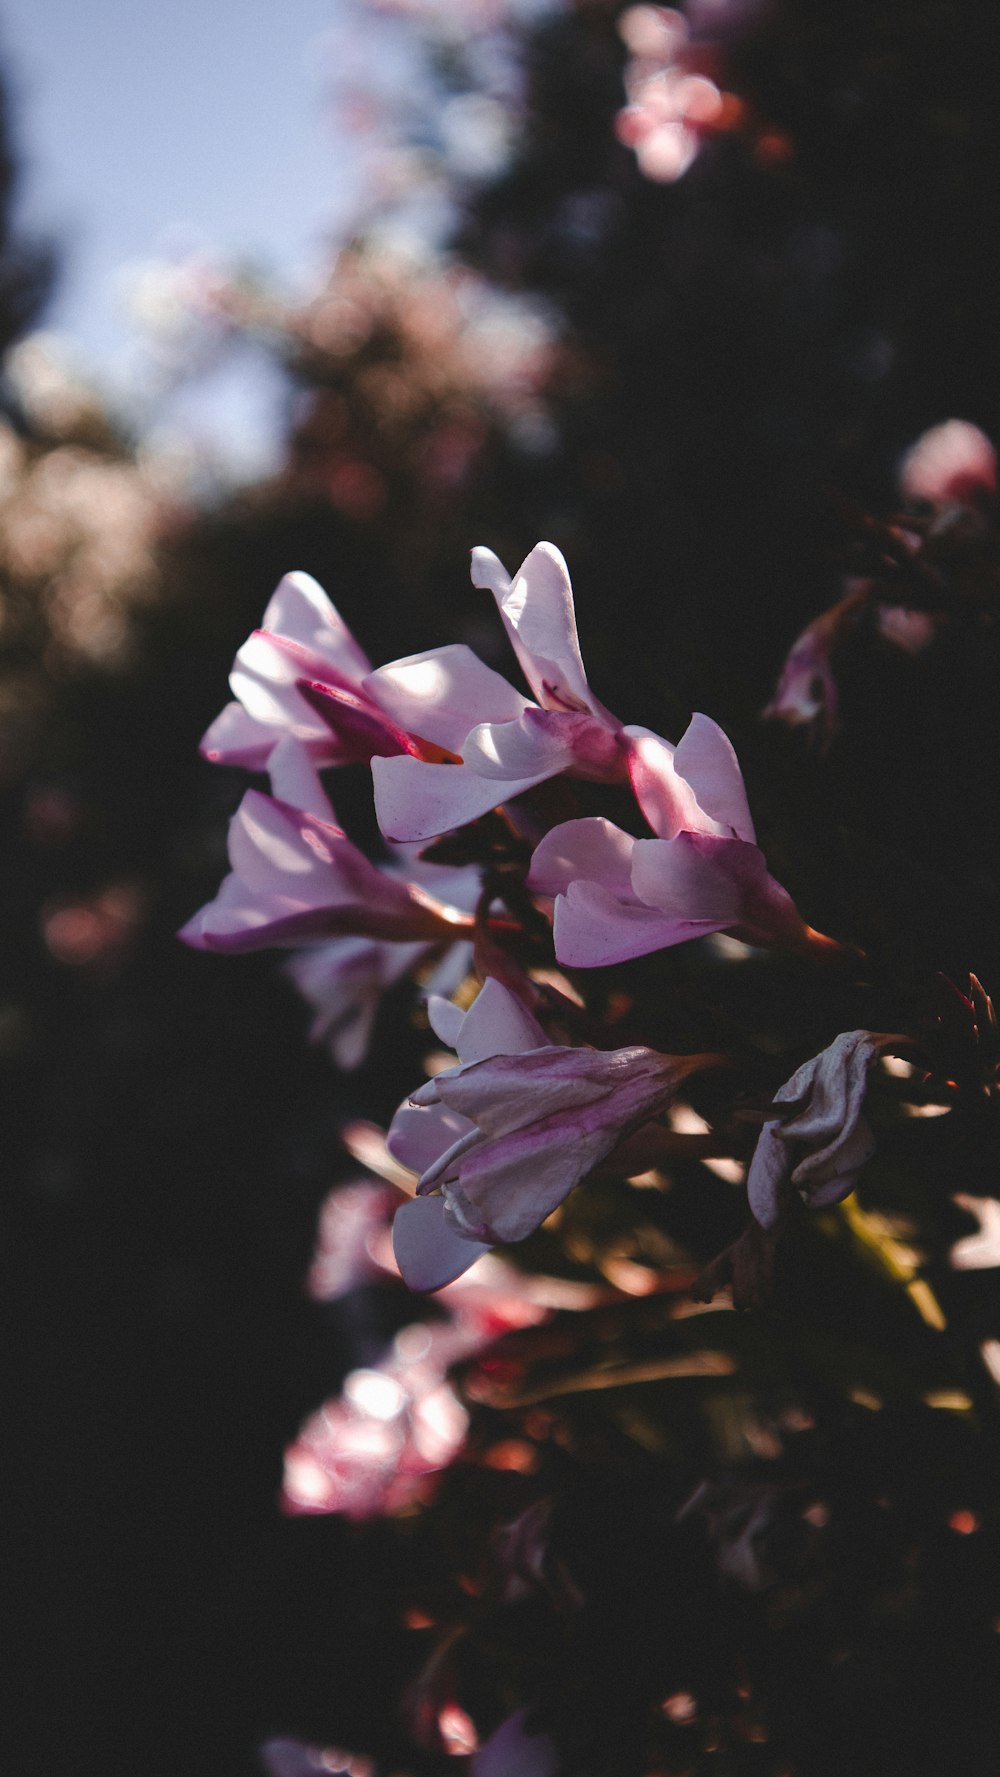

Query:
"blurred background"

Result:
[[4, 2, 1000, 1772]]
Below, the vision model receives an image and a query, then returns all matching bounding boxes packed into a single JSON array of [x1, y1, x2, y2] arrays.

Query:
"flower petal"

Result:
[[455, 976, 548, 1064], [472, 542, 602, 717], [631, 832, 745, 924], [387, 1100, 476, 1176], [372, 755, 546, 843], [199, 700, 274, 768], [529, 817, 637, 902], [392, 1195, 490, 1292], [627, 732, 711, 839], [472, 1711, 557, 1777], [553, 879, 706, 966], [673, 713, 756, 842], [260, 570, 371, 678], [267, 736, 336, 820], [464, 708, 624, 783], [364, 644, 529, 753]]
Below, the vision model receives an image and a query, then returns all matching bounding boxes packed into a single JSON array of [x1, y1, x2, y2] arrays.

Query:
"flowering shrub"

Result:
[[184, 430, 1000, 1765]]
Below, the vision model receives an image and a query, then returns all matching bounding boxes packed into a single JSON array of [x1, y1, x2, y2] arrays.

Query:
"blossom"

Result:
[[390, 977, 717, 1290], [178, 780, 474, 955], [199, 568, 419, 770], [369, 542, 645, 843], [899, 420, 997, 510], [746, 1031, 895, 1228], [529, 714, 821, 967]]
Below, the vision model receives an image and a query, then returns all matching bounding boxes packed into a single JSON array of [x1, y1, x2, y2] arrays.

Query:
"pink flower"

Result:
[[899, 420, 997, 510], [199, 569, 419, 770], [390, 978, 716, 1290], [370, 543, 643, 843], [178, 785, 474, 955], [746, 1030, 895, 1228], [529, 714, 819, 967]]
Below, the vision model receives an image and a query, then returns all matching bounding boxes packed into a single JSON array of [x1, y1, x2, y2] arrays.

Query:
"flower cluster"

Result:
[[183, 534, 943, 1302]]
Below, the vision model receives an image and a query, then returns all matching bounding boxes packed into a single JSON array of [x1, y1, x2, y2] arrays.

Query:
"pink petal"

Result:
[[899, 420, 997, 507], [387, 1101, 476, 1176], [445, 1106, 622, 1243], [199, 700, 274, 768], [553, 879, 707, 966], [260, 570, 372, 678], [627, 731, 710, 839], [266, 737, 336, 820], [472, 543, 609, 719], [673, 714, 756, 842], [392, 1195, 490, 1292], [464, 709, 625, 783], [631, 833, 745, 924], [180, 792, 470, 953], [455, 976, 548, 1064], [372, 756, 545, 843], [529, 817, 637, 901], [426, 994, 466, 1048], [364, 644, 529, 753], [296, 680, 418, 761], [230, 630, 360, 732]]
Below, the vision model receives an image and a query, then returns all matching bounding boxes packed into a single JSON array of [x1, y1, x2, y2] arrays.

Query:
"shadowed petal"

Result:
[[392, 1195, 490, 1291], [554, 879, 707, 966]]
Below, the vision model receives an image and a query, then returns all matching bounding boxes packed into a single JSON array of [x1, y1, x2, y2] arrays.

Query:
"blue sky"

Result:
[[1, 0, 366, 468]]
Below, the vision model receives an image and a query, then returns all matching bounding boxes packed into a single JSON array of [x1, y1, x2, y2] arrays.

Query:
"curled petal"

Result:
[[472, 542, 611, 720], [627, 731, 710, 838], [631, 832, 745, 924], [748, 1031, 887, 1227], [673, 714, 756, 841]]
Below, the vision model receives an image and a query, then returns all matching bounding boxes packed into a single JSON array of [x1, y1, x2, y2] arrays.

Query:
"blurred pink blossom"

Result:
[[899, 419, 997, 509]]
